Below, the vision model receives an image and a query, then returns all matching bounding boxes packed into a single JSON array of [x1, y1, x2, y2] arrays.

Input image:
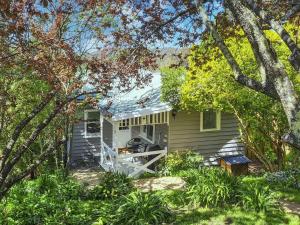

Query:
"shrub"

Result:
[[112, 191, 173, 225], [88, 172, 134, 200], [264, 169, 300, 189], [0, 173, 101, 225], [161, 151, 203, 175], [185, 167, 239, 207], [238, 183, 279, 212]]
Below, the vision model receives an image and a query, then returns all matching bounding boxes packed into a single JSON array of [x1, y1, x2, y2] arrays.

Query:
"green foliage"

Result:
[[112, 191, 173, 225], [0, 75, 66, 174], [238, 183, 279, 213], [0, 172, 104, 225], [160, 67, 185, 109], [185, 168, 239, 207], [2, 169, 300, 224], [160, 151, 203, 175], [167, 27, 300, 170], [172, 206, 299, 225], [88, 172, 134, 200]]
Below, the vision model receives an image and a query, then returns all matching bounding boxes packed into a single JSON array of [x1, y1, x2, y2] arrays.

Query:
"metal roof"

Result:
[[99, 72, 171, 121], [220, 155, 251, 165]]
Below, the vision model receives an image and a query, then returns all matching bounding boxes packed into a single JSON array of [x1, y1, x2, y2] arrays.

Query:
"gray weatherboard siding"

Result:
[[168, 111, 244, 162], [70, 121, 101, 165], [70, 110, 243, 166]]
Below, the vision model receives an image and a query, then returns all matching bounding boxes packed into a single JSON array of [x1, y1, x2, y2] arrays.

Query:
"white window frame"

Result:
[[140, 124, 155, 143], [200, 110, 221, 132], [118, 119, 130, 130], [84, 109, 101, 138], [128, 112, 169, 126]]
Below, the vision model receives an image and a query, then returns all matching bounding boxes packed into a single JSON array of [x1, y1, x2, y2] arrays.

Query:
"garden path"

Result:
[[71, 167, 105, 188], [280, 200, 300, 216], [71, 168, 186, 191], [133, 177, 186, 192]]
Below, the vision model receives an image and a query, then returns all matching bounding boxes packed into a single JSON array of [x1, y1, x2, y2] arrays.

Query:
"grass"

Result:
[[154, 175, 300, 225], [172, 206, 300, 225], [273, 187, 300, 203], [154, 189, 300, 225], [240, 175, 300, 204]]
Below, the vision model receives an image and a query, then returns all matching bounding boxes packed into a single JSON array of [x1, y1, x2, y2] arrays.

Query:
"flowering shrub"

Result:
[[264, 169, 300, 189]]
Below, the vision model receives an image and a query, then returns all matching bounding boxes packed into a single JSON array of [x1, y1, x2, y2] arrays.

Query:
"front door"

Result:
[[114, 125, 131, 148]]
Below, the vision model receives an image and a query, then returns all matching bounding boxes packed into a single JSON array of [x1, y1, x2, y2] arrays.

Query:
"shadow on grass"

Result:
[[173, 207, 295, 225]]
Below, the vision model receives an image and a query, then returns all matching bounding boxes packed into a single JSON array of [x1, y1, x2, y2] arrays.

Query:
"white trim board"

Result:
[[112, 105, 172, 121], [200, 110, 221, 132]]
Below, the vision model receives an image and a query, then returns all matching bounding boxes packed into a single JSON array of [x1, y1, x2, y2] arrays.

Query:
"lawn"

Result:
[[241, 175, 300, 204], [155, 188, 300, 225], [173, 206, 300, 225]]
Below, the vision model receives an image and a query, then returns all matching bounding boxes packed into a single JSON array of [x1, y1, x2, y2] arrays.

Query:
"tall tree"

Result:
[[0, 0, 155, 198], [122, 0, 300, 149], [176, 28, 298, 170]]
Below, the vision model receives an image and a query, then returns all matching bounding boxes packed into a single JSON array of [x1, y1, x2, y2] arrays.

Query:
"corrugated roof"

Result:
[[220, 155, 251, 165], [99, 72, 171, 121]]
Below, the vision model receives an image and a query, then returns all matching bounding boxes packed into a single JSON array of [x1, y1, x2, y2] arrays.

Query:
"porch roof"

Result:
[[99, 72, 172, 121]]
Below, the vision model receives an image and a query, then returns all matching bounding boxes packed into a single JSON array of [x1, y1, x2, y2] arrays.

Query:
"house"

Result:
[[69, 72, 244, 176]]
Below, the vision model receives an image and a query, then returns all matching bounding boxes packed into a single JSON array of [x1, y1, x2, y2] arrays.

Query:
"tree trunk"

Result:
[[225, 0, 300, 149]]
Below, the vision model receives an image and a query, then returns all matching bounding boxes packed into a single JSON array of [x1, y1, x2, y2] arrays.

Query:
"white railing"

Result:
[[100, 142, 118, 172], [100, 145, 167, 178]]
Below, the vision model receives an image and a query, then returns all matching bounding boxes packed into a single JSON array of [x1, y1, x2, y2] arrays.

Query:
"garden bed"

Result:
[[2, 151, 300, 225]]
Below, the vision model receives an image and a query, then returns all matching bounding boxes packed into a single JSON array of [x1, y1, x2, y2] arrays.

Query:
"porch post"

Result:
[[100, 113, 104, 164]]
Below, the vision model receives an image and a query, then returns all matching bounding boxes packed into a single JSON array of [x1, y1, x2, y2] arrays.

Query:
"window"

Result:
[[119, 119, 130, 130], [126, 112, 169, 126], [141, 125, 155, 142], [84, 110, 100, 138], [146, 125, 154, 140], [200, 110, 221, 132]]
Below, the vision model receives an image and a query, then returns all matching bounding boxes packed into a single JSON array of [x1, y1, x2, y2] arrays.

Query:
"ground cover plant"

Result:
[[265, 169, 300, 190], [1, 170, 300, 225], [1, 153, 300, 225], [186, 168, 240, 207], [111, 191, 173, 225], [0, 172, 104, 225], [88, 172, 134, 200]]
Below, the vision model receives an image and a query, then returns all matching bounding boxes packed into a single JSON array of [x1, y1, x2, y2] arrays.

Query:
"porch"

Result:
[[100, 142, 167, 177], [99, 111, 170, 177]]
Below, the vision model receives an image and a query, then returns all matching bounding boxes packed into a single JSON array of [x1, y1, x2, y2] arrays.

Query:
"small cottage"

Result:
[[68, 72, 245, 176]]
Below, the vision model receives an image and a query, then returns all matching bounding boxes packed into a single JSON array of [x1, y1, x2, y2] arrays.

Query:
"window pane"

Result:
[[203, 110, 217, 130], [87, 111, 100, 121], [87, 122, 100, 134], [147, 125, 153, 140]]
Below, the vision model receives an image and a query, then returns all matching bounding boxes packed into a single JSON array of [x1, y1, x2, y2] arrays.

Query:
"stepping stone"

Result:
[[133, 177, 186, 192]]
